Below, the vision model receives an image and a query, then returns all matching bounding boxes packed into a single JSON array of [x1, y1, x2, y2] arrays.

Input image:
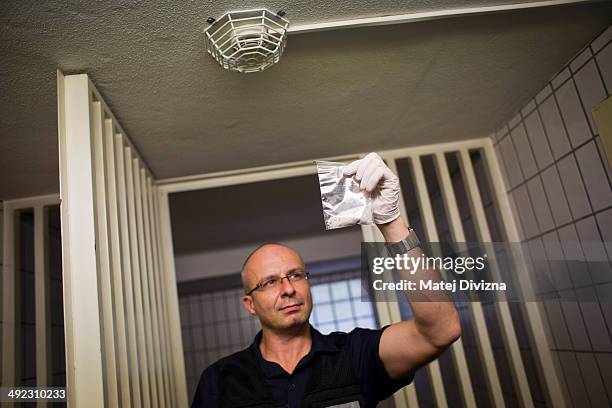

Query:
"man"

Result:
[[192, 152, 461, 407]]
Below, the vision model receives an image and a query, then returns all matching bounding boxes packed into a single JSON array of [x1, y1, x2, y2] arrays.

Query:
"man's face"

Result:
[[242, 245, 313, 331]]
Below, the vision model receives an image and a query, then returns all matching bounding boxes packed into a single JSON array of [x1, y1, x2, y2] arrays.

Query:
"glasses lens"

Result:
[[261, 277, 279, 289]]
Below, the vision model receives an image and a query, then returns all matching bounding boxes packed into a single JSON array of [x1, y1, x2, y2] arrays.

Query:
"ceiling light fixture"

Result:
[[204, 9, 290, 73]]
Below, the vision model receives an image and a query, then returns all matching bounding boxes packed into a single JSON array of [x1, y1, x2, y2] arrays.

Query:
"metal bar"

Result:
[[158, 190, 189, 407], [134, 162, 160, 408], [34, 205, 51, 407], [409, 155, 477, 408], [125, 147, 153, 408], [433, 151, 505, 408], [114, 133, 143, 407], [87, 81, 155, 178], [360, 225, 411, 408], [145, 177, 170, 406], [457, 149, 534, 407], [482, 142, 566, 407], [91, 100, 119, 407], [104, 120, 132, 407], [4, 195, 60, 210], [2, 203, 17, 395], [385, 159, 431, 408], [57, 73, 105, 407], [153, 188, 177, 406], [140, 168, 165, 405]]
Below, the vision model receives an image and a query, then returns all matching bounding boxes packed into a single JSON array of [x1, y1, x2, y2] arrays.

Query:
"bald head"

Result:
[[241, 243, 304, 294]]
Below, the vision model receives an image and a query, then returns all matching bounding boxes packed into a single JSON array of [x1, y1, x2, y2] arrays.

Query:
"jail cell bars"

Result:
[[57, 72, 187, 407], [1, 196, 61, 408], [369, 139, 565, 408]]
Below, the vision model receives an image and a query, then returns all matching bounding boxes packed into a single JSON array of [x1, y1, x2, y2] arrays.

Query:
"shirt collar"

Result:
[[250, 324, 339, 378]]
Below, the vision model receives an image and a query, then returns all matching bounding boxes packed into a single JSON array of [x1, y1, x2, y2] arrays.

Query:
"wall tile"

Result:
[[574, 60, 607, 132], [595, 42, 612, 94], [552, 68, 571, 89], [496, 124, 509, 140], [557, 155, 592, 220], [542, 231, 573, 291], [578, 299, 612, 352], [592, 26, 612, 53], [508, 193, 525, 239], [570, 48, 593, 73], [509, 113, 522, 130], [494, 144, 511, 190], [596, 354, 612, 403], [499, 135, 524, 188], [558, 224, 592, 288], [558, 352, 589, 407], [560, 302, 591, 350], [539, 97, 571, 159], [575, 353, 610, 407], [512, 124, 538, 179], [525, 111, 554, 170], [527, 176, 555, 233], [521, 100, 536, 117], [595, 207, 612, 261], [540, 166, 572, 227], [575, 140, 612, 212], [556, 81, 592, 147], [513, 185, 539, 239], [594, 136, 612, 182], [527, 238, 555, 297], [575, 216, 610, 283], [536, 85, 553, 104], [544, 301, 571, 349]]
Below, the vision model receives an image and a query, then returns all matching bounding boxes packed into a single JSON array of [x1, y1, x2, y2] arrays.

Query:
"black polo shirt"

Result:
[[192, 325, 414, 407]]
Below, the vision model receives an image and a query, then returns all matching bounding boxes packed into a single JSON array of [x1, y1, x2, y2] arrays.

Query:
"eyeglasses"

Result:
[[246, 270, 310, 296]]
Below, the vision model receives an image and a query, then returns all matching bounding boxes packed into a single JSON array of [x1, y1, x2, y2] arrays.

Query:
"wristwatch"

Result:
[[385, 228, 420, 256]]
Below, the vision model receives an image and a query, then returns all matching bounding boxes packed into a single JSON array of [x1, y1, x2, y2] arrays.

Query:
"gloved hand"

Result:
[[343, 152, 401, 224]]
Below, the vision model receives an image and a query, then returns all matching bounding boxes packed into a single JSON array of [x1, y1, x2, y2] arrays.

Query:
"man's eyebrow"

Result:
[[259, 267, 305, 281], [259, 274, 279, 281]]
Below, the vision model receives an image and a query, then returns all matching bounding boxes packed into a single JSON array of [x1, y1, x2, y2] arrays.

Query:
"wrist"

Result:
[[377, 216, 410, 243]]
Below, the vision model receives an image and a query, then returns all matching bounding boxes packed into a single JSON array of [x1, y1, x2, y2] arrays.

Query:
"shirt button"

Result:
[[289, 383, 296, 391]]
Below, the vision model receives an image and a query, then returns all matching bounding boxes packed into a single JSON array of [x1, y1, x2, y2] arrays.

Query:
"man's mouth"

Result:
[[279, 303, 303, 312]]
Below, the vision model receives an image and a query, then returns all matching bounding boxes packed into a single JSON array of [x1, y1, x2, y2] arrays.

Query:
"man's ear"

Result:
[[242, 295, 257, 316]]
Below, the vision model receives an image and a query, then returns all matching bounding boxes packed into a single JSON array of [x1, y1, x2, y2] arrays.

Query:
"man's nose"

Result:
[[279, 277, 296, 296]]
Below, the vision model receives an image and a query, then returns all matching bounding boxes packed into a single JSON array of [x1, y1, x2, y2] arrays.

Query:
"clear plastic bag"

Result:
[[314, 160, 373, 230]]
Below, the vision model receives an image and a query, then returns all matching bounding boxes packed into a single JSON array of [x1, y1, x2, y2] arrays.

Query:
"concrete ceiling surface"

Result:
[[1, 1, 611, 199]]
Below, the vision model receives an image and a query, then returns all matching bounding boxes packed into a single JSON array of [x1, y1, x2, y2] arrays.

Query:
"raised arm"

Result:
[[344, 153, 461, 380]]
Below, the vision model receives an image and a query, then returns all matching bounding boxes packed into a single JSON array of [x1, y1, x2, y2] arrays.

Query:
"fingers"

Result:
[[363, 166, 384, 192], [360, 158, 379, 190], [343, 153, 397, 192], [343, 159, 360, 176]]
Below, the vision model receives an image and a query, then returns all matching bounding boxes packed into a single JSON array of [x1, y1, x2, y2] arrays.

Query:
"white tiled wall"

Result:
[[493, 25, 612, 407]]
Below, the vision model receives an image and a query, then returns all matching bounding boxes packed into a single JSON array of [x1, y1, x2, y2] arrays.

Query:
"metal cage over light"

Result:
[[204, 9, 290, 73]]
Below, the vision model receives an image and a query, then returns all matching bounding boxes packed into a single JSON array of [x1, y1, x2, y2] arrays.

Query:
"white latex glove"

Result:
[[343, 152, 401, 224]]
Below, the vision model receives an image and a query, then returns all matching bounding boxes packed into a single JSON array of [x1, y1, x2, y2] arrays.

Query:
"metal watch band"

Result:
[[385, 228, 420, 256]]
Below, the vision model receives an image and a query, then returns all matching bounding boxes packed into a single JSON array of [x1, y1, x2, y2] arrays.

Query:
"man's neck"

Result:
[[259, 324, 312, 374]]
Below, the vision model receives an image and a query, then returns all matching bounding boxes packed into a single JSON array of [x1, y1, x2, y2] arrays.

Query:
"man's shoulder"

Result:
[[200, 346, 256, 379], [327, 327, 383, 340]]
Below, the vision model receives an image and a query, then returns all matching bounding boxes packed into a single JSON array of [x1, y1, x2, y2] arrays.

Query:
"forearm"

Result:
[[377, 218, 461, 348]]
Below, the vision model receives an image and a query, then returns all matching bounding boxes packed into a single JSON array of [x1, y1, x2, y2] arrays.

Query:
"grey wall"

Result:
[[175, 229, 363, 282], [493, 25, 612, 407]]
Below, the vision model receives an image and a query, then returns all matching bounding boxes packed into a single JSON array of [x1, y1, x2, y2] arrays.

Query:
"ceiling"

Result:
[[1, 0, 612, 200]]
